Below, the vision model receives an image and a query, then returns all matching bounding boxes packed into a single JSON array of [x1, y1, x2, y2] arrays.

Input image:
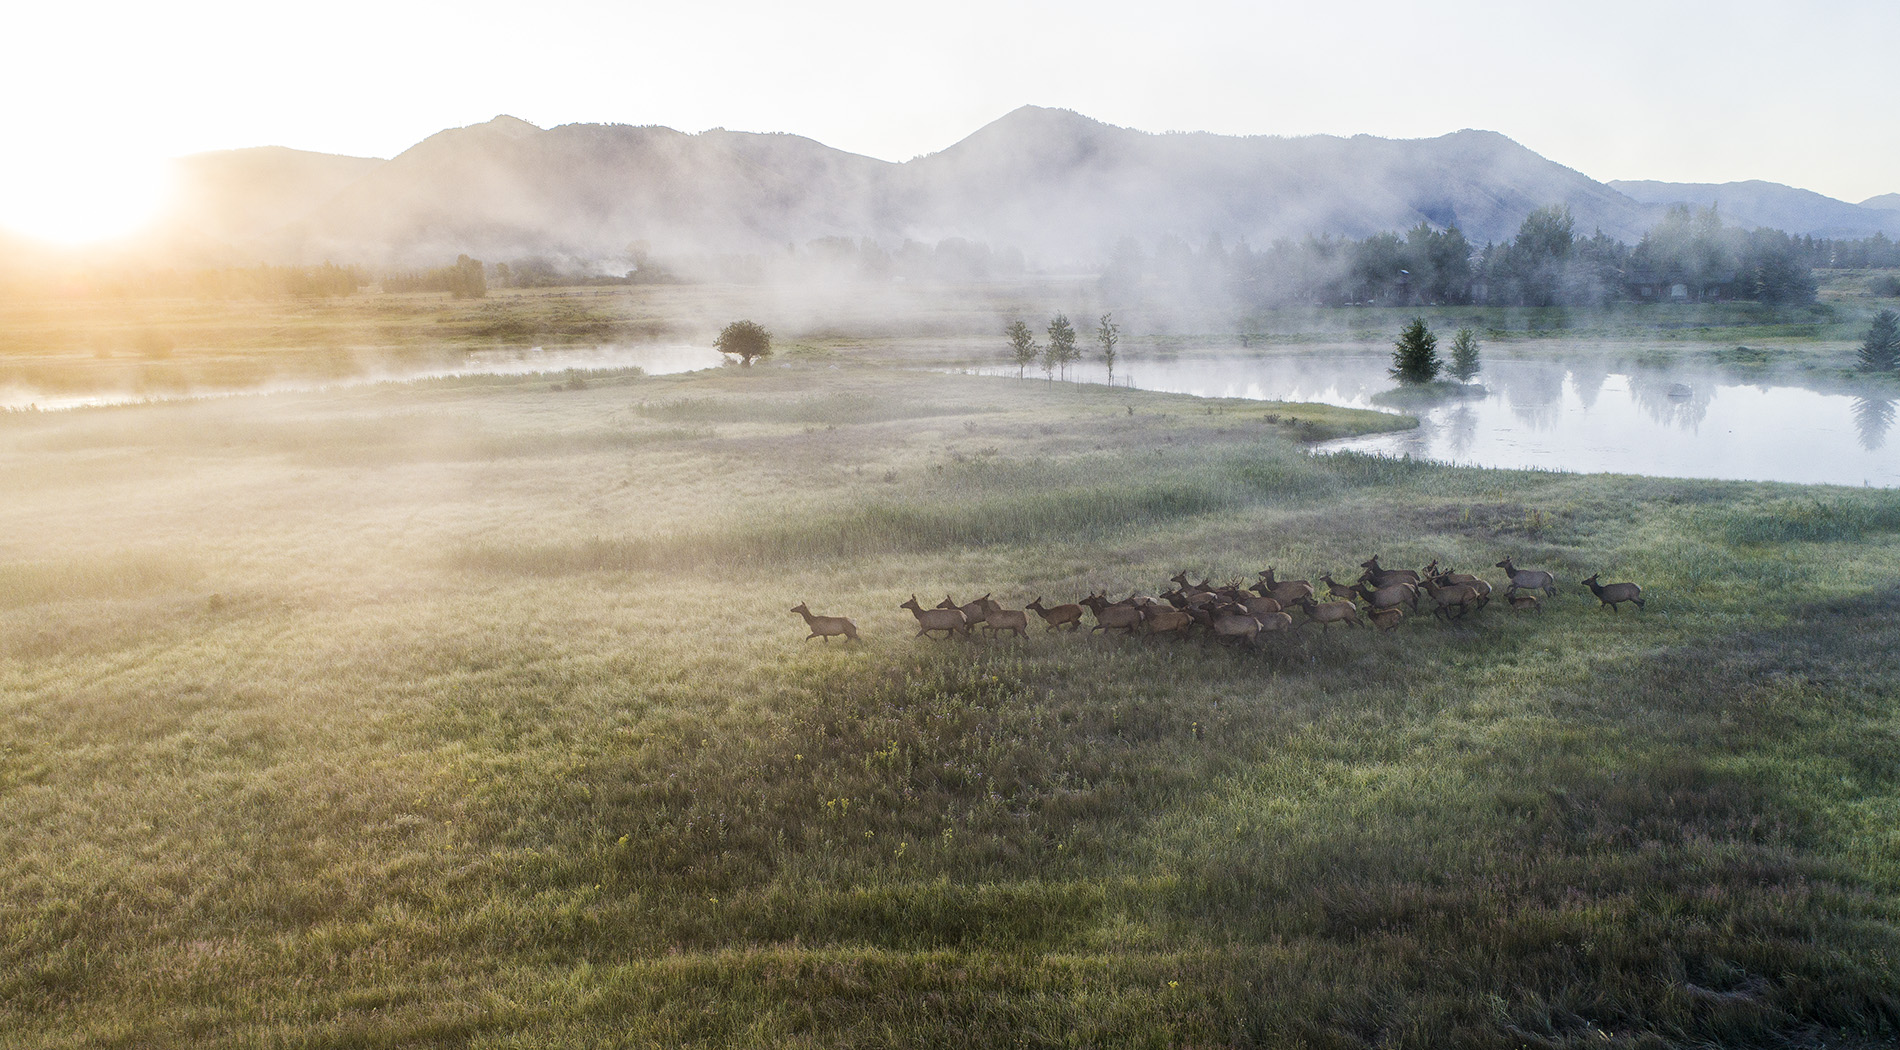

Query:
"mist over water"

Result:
[[965, 352, 1900, 488], [0, 343, 727, 412]]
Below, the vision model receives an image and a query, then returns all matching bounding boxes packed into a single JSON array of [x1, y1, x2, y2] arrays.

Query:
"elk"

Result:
[[1496, 558, 1558, 598], [1507, 593, 1542, 614], [1352, 580, 1419, 614], [1142, 606, 1195, 637], [1168, 572, 1220, 604], [938, 594, 991, 628], [1255, 567, 1313, 606], [1359, 555, 1421, 588], [1238, 594, 1283, 619], [1423, 561, 1485, 588], [1421, 578, 1484, 621], [974, 597, 1031, 637], [1254, 610, 1295, 634], [1207, 610, 1263, 645], [900, 595, 968, 639], [1027, 597, 1084, 631], [1080, 594, 1144, 634], [790, 603, 860, 643], [1297, 596, 1362, 631], [1580, 574, 1645, 612], [1368, 607, 1404, 632], [1425, 566, 1492, 610], [1318, 574, 1362, 602]]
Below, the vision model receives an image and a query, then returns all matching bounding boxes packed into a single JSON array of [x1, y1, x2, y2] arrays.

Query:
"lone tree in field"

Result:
[[1097, 312, 1120, 385], [1858, 309, 1900, 373], [449, 254, 486, 299], [1006, 320, 1039, 378], [1448, 327, 1481, 384], [1045, 313, 1078, 381], [715, 319, 772, 367], [1390, 317, 1442, 384]]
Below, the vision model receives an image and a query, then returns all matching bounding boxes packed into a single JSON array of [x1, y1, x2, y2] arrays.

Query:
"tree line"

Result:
[[1799, 231, 1900, 270], [1104, 204, 1826, 309], [382, 255, 487, 298]]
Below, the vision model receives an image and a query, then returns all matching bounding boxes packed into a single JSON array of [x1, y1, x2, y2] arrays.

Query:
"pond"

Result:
[[985, 352, 1900, 489], [0, 343, 728, 412]]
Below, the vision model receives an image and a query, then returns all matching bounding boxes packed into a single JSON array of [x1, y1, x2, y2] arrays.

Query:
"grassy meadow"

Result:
[[3, 286, 1900, 1047]]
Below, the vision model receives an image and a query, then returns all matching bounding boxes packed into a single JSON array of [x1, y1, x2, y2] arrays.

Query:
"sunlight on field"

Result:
[[2, 360, 1898, 1047]]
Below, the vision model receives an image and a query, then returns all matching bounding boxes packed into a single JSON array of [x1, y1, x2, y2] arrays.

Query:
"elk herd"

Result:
[[791, 557, 1647, 645]]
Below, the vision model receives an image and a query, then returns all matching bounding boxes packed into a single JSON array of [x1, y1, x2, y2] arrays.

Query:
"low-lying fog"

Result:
[[0, 343, 726, 412], [9, 338, 1893, 488]]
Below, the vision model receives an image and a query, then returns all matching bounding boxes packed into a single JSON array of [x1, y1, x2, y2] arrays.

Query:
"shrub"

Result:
[[715, 320, 772, 367]]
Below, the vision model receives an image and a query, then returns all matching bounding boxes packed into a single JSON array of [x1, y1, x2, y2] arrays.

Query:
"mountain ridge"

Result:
[[1609, 178, 1900, 239], [136, 107, 1900, 267]]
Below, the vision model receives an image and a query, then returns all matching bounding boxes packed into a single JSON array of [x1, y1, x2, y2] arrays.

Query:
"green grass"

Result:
[[2, 349, 1900, 1046]]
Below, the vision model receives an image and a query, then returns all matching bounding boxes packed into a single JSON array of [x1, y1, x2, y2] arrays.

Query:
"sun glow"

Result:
[[0, 155, 171, 246]]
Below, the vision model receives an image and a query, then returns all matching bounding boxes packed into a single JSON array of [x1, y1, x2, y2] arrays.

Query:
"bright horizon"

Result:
[[6, 0, 1897, 245]]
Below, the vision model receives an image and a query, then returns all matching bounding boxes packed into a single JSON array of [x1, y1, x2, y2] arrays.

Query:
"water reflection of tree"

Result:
[[1852, 396, 1896, 451], [1491, 361, 1567, 430], [1443, 402, 1478, 459], [1628, 373, 1712, 432], [1570, 368, 1609, 410]]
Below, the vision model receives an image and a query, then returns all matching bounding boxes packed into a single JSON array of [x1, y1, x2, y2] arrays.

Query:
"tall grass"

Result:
[[1708, 494, 1900, 544], [453, 448, 1334, 574], [2, 364, 1898, 1047]]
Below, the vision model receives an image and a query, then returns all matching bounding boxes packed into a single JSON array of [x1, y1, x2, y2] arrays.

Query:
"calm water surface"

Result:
[[0, 343, 727, 412], [985, 353, 1899, 488]]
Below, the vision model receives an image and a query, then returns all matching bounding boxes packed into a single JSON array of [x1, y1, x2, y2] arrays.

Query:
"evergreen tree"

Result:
[[1448, 327, 1481, 384], [1857, 309, 1900, 373], [1005, 320, 1039, 379], [1389, 318, 1441, 384]]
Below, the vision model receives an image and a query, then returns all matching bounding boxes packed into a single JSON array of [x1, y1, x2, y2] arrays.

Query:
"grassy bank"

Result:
[[3, 363, 1899, 1047]]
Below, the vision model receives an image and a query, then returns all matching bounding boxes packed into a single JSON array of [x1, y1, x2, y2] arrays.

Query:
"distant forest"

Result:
[[1103, 204, 1872, 310], [10, 203, 1900, 304]]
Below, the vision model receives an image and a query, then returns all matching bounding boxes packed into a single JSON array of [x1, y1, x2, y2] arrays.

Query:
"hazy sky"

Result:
[[6, 0, 1896, 242]]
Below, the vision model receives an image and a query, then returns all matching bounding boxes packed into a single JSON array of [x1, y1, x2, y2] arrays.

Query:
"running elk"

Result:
[[1368, 607, 1404, 632], [1351, 580, 1420, 613], [1580, 574, 1645, 612], [1297, 597, 1363, 631], [1421, 578, 1485, 621], [901, 596, 968, 638], [1359, 556, 1421, 588], [1027, 597, 1084, 631], [1080, 594, 1144, 634], [1255, 567, 1314, 606], [790, 603, 860, 643], [1496, 558, 1558, 598], [975, 597, 1031, 638], [938, 594, 991, 628]]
